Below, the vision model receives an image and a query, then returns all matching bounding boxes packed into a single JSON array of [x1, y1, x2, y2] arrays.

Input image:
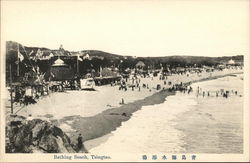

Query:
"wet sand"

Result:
[[60, 88, 176, 145]]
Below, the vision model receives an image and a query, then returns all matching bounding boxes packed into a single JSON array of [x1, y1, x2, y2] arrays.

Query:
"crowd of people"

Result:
[[194, 87, 239, 98], [10, 65, 242, 108]]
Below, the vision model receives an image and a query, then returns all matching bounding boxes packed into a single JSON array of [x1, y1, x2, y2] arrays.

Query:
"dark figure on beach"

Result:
[[77, 134, 83, 151], [156, 84, 161, 90], [119, 80, 127, 91], [121, 98, 124, 104], [77, 134, 88, 153], [203, 91, 205, 97], [207, 91, 210, 96], [216, 92, 218, 97], [235, 91, 238, 95], [190, 86, 193, 92]]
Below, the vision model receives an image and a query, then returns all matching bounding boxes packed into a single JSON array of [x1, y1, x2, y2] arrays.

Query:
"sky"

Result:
[[1, 0, 249, 57]]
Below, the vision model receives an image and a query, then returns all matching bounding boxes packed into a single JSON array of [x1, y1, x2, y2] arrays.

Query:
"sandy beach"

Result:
[[4, 68, 243, 151]]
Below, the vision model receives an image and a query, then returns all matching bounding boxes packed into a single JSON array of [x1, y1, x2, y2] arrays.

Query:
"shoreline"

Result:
[[61, 71, 243, 148], [60, 88, 176, 143]]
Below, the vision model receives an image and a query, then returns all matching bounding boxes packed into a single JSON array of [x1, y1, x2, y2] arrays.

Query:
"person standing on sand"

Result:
[[77, 134, 88, 153], [77, 134, 83, 150]]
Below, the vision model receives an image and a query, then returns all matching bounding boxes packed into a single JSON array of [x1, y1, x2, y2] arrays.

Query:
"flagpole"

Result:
[[9, 64, 13, 114], [77, 55, 79, 74], [17, 43, 19, 76]]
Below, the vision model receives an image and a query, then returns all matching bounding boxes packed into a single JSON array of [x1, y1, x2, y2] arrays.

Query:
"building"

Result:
[[44, 57, 75, 81]]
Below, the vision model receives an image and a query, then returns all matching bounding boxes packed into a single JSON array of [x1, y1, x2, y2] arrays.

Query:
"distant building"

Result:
[[39, 52, 54, 60], [54, 45, 71, 56], [83, 54, 90, 60], [136, 61, 146, 69], [29, 49, 55, 60], [228, 59, 235, 65]]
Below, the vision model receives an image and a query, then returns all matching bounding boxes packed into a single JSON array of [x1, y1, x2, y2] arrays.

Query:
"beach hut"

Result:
[[44, 57, 75, 81]]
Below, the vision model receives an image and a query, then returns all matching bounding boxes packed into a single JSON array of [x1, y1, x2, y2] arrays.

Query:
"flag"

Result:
[[36, 49, 42, 57], [50, 72, 55, 78], [83, 54, 90, 60], [18, 50, 24, 62], [32, 67, 36, 72], [49, 52, 54, 58], [77, 54, 83, 61], [20, 44, 29, 57], [37, 66, 40, 75], [100, 66, 103, 77], [28, 50, 34, 56]]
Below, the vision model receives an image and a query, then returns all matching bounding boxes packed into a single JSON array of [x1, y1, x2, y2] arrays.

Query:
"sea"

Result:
[[89, 74, 244, 154]]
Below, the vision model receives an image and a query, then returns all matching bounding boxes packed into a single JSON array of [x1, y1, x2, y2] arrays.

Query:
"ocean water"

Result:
[[90, 74, 243, 154]]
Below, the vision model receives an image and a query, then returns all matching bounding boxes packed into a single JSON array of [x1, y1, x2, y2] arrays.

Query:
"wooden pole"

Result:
[[17, 43, 20, 76], [77, 56, 79, 74], [9, 64, 13, 114]]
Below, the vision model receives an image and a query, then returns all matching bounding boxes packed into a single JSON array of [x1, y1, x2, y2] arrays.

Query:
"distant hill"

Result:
[[5, 41, 244, 84], [80, 50, 122, 60], [6, 41, 244, 67]]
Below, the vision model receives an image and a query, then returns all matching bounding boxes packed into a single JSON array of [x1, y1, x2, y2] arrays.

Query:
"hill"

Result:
[[6, 41, 244, 68]]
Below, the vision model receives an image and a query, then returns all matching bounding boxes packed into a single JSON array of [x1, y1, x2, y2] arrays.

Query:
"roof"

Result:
[[136, 61, 146, 67], [52, 58, 67, 67], [228, 59, 235, 64]]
